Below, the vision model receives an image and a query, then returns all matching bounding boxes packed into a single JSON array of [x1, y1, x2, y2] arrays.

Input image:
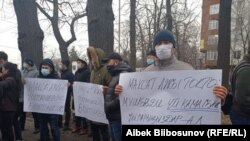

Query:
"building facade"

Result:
[[200, 0, 220, 68], [201, 0, 250, 68]]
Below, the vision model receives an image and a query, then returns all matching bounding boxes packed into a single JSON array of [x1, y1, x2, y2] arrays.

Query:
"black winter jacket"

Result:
[[104, 62, 131, 121]]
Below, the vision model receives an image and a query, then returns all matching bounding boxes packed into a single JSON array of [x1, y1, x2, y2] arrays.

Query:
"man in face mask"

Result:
[[72, 58, 90, 135], [21, 58, 39, 134], [102, 52, 131, 141], [38, 58, 61, 141], [145, 30, 193, 71], [114, 30, 228, 108], [58, 60, 74, 131], [146, 50, 157, 66]]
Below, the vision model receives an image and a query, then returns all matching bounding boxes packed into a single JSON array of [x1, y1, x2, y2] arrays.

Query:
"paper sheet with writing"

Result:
[[119, 70, 222, 125], [24, 78, 68, 115], [73, 82, 108, 124]]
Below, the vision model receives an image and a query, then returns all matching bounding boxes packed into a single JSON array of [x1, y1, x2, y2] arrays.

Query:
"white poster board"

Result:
[[24, 78, 68, 115], [119, 70, 222, 125], [73, 82, 108, 124]]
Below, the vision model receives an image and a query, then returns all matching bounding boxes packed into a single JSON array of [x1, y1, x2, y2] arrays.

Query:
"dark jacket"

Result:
[[104, 62, 131, 121], [0, 77, 19, 111], [39, 59, 58, 79], [231, 54, 250, 117], [61, 69, 74, 93], [74, 66, 90, 83]]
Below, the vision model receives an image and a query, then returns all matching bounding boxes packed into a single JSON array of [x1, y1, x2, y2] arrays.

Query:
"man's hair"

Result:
[[0, 51, 8, 61]]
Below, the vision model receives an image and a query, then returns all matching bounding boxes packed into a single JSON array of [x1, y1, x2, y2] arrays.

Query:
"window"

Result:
[[207, 50, 218, 60], [208, 35, 218, 45], [208, 20, 218, 30], [233, 51, 241, 59], [210, 4, 220, 15]]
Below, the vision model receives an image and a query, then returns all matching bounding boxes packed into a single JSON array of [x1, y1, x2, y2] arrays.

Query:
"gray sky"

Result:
[[0, 0, 202, 67]]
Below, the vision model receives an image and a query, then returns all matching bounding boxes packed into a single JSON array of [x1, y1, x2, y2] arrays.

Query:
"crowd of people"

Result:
[[1, 29, 248, 141]]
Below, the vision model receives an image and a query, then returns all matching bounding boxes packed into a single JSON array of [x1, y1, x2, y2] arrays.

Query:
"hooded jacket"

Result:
[[104, 62, 131, 121], [87, 47, 112, 85], [39, 59, 58, 79]]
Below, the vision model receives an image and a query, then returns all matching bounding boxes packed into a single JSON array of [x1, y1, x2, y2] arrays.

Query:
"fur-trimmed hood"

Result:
[[87, 46, 106, 70]]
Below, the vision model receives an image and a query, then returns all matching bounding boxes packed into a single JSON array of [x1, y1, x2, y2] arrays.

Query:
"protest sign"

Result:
[[24, 78, 68, 115], [73, 82, 108, 124], [119, 70, 222, 125]]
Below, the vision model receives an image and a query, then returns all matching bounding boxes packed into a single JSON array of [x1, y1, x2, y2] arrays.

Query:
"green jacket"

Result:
[[87, 47, 112, 85]]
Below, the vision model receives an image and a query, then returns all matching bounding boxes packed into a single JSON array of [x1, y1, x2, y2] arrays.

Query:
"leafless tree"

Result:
[[13, 0, 44, 67], [231, 0, 250, 64], [36, 0, 86, 60]]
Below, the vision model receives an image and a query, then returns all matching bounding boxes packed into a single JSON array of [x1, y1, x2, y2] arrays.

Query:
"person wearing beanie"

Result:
[[21, 58, 40, 134], [114, 29, 228, 114], [146, 29, 193, 71], [58, 60, 74, 131], [38, 58, 61, 141], [71, 58, 90, 135]]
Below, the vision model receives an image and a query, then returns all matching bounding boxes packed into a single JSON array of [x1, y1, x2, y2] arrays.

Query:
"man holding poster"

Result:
[[115, 30, 228, 125], [35, 58, 67, 141], [102, 52, 132, 141]]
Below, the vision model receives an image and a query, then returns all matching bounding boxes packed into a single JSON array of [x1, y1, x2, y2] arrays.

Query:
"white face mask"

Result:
[[23, 63, 28, 69], [155, 44, 173, 60]]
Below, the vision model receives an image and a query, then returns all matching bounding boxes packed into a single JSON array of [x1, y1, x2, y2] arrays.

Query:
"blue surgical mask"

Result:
[[146, 58, 154, 65], [106, 65, 115, 73], [41, 68, 50, 76]]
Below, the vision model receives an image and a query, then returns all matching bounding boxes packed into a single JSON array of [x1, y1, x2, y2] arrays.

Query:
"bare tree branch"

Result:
[[67, 13, 87, 46], [36, 2, 52, 20]]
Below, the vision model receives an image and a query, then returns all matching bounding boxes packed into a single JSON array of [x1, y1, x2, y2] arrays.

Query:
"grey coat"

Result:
[[21, 65, 39, 102], [144, 56, 194, 71]]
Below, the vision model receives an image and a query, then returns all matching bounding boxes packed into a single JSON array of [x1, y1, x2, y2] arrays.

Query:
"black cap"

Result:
[[24, 58, 34, 66], [102, 52, 123, 63]]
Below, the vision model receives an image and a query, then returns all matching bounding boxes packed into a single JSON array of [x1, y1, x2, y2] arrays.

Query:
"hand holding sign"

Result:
[[119, 70, 222, 125]]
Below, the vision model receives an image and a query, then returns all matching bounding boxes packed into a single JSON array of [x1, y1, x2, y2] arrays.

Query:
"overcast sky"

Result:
[[0, 0, 201, 67]]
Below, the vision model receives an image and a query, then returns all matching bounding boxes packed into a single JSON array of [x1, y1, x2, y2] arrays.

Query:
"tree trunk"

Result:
[[217, 0, 232, 88], [130, 0, 136, 71], [59, 44, 69, 61], [166, 0, 173, 31], [86, 0, 114, 53], [13, 0, 44, 67], [175, 24, 181, 59]]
